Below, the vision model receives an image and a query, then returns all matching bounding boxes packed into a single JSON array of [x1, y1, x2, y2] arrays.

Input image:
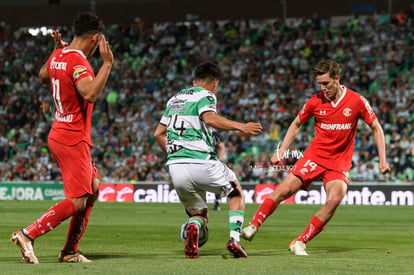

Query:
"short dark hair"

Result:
[[311, 59, 340, 79], [194, 62, 222, 82], [73, 11, 105, 37]]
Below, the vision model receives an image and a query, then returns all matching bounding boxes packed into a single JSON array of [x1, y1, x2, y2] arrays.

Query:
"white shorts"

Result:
[[168, 161, 237, 212]]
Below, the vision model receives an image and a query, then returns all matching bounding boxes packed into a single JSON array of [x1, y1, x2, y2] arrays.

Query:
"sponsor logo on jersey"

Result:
[[169, 98, 187, 108], [319, 110, 326, 115], [73, 65, 88, 80], [50, 57, 67, 71], [343, 108, 352, 117], [320, 123, 352, 130]]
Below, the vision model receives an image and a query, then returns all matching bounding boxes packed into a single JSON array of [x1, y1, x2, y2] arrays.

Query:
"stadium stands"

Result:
[[0, 5, 413, 184]]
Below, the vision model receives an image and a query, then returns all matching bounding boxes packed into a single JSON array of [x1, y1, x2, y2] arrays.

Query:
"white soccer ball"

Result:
[[179, 221, 209, 247]]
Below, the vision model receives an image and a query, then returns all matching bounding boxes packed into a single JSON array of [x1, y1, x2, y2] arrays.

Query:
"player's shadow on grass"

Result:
[[2, 254, 133, 264], [206, 247, 363, 257], [89, 252, 155, 260], [198, 248, 280, 257], [314, 247, 382, 254], [89, 246, 375, 259], [310, 247, 353, 254]]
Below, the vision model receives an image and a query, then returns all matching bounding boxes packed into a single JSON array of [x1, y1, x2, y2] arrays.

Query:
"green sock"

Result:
[[228, 210, 244, 242], [188, 217, 204, 230]]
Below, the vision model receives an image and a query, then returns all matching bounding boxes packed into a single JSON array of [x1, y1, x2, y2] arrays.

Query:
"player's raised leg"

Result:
[[241, 174, 302, 241], [289, 179, 346, 256], [289, 215, 326, 256]]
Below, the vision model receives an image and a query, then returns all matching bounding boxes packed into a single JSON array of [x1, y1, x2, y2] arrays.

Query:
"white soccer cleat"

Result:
[[58, 250, 92, 263], [10, 230, 39, 264], [240, 224, 258, 241], [289, 239, 308, 256]]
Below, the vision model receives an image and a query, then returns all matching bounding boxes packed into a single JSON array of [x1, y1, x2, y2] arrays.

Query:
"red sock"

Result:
[[297, 215, 326, 243], [251, 198, 277, 228], [63, 202, 94, 252], [24, 199, 76, 240]]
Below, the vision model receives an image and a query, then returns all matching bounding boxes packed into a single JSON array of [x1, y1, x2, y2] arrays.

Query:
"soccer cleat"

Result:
[[184, 223, 199, 258], [289, 239, 308, 256], [226, 237, 248, 258], [58, 250, 92, 263], [240, 224, 257, 241], [10, 230, 39, 264]]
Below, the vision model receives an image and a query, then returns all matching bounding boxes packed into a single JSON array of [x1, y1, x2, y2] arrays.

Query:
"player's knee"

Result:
[[71, 196, 89, 213], [324, 197, 342, 212], [227, 181, 243, 199]]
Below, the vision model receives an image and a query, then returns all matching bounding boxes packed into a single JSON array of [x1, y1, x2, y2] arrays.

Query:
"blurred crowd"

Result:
[[0, 6, 413, 184]]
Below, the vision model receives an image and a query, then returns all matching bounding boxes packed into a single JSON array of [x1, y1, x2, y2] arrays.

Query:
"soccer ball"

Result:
[[179, 221, 209, 247]]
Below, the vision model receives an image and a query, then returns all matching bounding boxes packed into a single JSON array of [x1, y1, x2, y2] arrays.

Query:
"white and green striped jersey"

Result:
[[160, 86, 218, 164]]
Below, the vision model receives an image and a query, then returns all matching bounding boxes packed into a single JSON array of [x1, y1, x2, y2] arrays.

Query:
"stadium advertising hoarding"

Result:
[[97, 182, 414, 206], [0, 182, 413, 206], [0, 183, 65, 201]]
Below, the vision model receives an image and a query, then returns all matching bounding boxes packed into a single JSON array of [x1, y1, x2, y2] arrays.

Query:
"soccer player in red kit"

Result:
[[241, 59, 390, 256], [10, 12, 113, 264]]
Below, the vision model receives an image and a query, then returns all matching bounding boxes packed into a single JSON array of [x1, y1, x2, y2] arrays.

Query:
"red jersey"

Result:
[[46, 48, 95, 146], [299, 86, 376, 171]]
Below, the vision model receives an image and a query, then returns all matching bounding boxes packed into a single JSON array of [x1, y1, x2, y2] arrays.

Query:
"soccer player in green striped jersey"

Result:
[[154, 62, 262, 258]]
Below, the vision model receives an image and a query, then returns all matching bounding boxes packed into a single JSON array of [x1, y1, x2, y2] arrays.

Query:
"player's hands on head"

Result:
[[99, 35, 113, 65], [241, 122, 262, 136], [50, 30, 68, 49]]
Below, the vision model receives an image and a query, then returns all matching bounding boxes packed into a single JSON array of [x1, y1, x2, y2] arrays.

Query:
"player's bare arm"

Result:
[[154, 124, 168, 153], [271, 115, 303, 165], [217, 142, 225, 161], [369, 118, 391, 174], [39, 66, 50, 84], [77, 35, 113, 103], [201, 111, 262, 135]]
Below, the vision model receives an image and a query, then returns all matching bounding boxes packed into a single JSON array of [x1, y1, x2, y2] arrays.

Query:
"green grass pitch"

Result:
[[0, 200, 413, 274]]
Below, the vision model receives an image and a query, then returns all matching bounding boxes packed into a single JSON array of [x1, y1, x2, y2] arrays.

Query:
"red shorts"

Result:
[[48, 138, 98, 198], [290, 157, 349, 190]]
